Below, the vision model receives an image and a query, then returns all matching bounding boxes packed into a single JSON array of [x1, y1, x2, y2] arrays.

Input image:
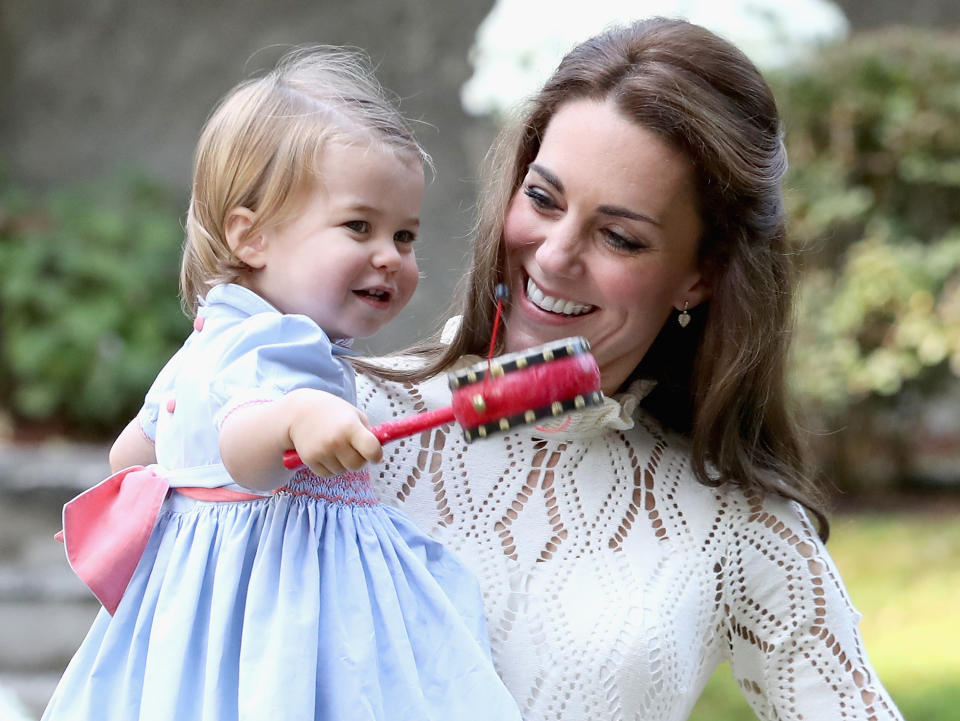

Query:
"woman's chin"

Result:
[[503, 321, 577, 354], [504, 297, 595, 352]]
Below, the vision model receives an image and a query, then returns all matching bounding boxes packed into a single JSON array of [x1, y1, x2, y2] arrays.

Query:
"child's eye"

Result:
[[345, 220, 370, 233], [394, 230, 417, 244]]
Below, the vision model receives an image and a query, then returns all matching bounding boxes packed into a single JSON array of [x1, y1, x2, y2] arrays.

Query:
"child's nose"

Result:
[[372, 237, 403, 271]]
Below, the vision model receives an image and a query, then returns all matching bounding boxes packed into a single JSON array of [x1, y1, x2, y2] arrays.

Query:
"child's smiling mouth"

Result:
[[353, 287, 392, 304]]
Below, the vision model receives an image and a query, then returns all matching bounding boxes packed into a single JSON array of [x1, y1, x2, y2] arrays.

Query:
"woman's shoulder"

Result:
[[699, 478, 827, 585], [631, 419, 820, 546]]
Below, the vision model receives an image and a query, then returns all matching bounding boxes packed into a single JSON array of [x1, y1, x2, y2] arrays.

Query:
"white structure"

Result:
[[461, 0, 849, 116], [0, 685, 33, 721]]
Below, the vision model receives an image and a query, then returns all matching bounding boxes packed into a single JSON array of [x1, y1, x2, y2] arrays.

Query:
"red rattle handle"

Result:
[[282, 336, 602, 470], [282, 406, 456, 469]]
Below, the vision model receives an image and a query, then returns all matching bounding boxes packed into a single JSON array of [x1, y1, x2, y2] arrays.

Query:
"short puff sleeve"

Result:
[[208, 313, 355, 431]]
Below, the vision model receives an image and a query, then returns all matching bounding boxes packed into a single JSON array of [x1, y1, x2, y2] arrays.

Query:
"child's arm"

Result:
[[219, 387, 383, 491], [109, 418, 158, 472]]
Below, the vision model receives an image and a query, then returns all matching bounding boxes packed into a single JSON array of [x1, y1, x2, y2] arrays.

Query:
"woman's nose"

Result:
[[534, 222, 582, 276]]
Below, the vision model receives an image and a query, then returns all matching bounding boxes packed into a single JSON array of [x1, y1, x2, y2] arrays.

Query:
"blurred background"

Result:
[[1, 0, 958, 719]]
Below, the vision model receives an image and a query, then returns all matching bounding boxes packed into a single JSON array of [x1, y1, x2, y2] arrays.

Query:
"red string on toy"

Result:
[[487, 283, 509, 369]]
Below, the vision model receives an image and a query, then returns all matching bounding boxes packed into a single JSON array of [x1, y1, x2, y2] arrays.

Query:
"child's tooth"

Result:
[[563, 301, 576, 315]]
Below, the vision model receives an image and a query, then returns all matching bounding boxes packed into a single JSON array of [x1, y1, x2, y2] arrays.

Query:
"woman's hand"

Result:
[[219, 388, 382, 491]]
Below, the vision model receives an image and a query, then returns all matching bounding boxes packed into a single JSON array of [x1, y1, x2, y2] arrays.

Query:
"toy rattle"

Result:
[[281, 335, 603, 469], [283, 284, 603, 470]]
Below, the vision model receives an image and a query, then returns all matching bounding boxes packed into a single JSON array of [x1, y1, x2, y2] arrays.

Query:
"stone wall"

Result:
[[0, 443, 108, 717]]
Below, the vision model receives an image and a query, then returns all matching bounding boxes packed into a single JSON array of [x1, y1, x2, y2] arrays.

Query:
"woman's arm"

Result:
[[722, 495, 904, 720], [219, 387, 383, 491], [109, 418, 157, 472]]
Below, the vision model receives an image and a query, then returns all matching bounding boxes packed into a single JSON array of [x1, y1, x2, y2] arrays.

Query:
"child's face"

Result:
[[249, 141, 424, 339]]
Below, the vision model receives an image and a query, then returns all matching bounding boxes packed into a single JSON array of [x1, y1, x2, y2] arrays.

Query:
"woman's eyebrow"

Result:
[[597, 204, 661, 227], [531, 163, 660, 227], [529, 163, 564, 192]]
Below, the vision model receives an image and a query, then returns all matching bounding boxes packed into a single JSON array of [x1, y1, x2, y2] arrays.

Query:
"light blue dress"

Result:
[[43, 284, 521, 721]]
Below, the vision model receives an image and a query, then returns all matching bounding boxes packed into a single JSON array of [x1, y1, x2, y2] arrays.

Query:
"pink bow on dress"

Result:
[[55, 466, 262, 614], [55, 466, 169, 615]]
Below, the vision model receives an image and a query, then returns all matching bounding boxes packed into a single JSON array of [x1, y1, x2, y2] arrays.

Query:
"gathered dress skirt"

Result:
[[42, 469, 520, 721]]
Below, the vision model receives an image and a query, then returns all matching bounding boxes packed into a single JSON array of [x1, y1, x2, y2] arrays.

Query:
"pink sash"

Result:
[[56, 466, 261, 615]]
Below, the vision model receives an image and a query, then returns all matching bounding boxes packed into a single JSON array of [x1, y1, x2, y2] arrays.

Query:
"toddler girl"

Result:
[[43, 47, 521, 721]]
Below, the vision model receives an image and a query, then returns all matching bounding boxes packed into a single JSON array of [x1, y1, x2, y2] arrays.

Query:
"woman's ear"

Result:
[[224, 207, 266, 269], [676, 270, 712, 311]]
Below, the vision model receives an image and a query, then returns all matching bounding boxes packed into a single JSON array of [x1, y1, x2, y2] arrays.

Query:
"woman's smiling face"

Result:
[[502, 98, 710, 394]]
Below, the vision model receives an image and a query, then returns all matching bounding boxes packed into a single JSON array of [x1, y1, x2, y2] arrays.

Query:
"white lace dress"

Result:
[[358, 360, 904, 721]]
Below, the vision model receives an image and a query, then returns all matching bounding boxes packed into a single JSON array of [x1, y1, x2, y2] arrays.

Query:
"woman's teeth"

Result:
[[526, 277, 593, 316]]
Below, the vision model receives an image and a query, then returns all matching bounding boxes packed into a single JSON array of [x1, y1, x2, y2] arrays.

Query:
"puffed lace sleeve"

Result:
[[208, 313, 354, 429], [719, 493, 904, 720]]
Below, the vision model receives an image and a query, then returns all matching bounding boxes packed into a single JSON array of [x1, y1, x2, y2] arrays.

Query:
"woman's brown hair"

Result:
[[375, 18, 829, 537]]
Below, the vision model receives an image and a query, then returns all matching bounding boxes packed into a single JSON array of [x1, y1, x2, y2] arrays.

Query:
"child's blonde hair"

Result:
[[180, 46, 431, 313]]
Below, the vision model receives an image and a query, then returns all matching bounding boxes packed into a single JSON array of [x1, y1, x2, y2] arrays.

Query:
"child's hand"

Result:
[[287, 390, 383, 478], [219, 388, 383, 491]]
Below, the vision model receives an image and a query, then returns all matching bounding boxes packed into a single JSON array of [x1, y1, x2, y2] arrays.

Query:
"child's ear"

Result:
[[224, 207, 266, 269]]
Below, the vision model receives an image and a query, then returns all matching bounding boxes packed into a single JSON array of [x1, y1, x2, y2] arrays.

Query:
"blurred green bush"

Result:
[[772, 29, 960, 491], [775, 28, 960, 411], [0, 174, 188, 439]]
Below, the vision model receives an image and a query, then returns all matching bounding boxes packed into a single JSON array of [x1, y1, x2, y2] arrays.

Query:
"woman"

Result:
[[357, 18, 904, 721]]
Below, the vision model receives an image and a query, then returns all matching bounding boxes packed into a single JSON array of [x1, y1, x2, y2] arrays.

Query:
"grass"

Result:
[[687, 508, 960, 720]]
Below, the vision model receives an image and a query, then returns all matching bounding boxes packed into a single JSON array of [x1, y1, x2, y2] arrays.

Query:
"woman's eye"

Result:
[[394, 230, 417, 244], [602, 229, 645, 253], [345, 220, 370, 233], [523, 185, 555, 210]]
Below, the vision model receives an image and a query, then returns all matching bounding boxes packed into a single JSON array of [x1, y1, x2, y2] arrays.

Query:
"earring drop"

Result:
[[678, 301, 691, 328]]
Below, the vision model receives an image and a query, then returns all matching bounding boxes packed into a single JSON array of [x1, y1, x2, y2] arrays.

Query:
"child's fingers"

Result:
[[352, 426, 383, 464], [333, 445, 368, 472], [305, 461, 338, 479], [289, 395, 380, 476], [331, 428, 381, 471]]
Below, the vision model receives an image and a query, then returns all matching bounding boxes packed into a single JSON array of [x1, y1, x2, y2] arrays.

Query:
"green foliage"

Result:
[[0, 174, 188, 437], [772, 29, 960, 414]]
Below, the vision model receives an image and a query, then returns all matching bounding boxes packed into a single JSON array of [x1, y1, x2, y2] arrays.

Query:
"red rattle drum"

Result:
[[282, 336, 603, 469], [447, 335, 602, 441]]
